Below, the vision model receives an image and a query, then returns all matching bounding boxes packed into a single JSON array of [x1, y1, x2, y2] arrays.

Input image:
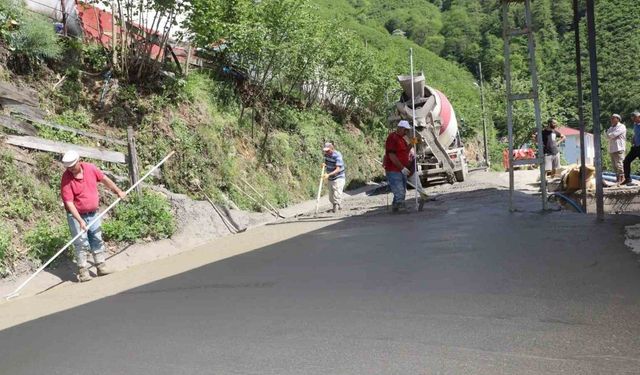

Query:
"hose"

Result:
[[603, 171, 640, 180], [548, 192, 584, 213]]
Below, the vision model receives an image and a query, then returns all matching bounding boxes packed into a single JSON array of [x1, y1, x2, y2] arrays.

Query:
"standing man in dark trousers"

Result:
[[623, 111, 640, 186], [541, 118, 565, 179], [384, 120, 412, 213]]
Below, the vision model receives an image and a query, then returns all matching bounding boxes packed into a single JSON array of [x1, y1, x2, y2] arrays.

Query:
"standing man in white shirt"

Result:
[[607, 114, 627, 184]]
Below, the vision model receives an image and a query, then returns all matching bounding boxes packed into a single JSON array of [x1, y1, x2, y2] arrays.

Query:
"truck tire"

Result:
[[454, 163, 468, 183]]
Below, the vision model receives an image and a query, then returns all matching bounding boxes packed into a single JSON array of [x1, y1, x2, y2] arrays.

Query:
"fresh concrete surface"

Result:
[[1, 171, 640, 374]]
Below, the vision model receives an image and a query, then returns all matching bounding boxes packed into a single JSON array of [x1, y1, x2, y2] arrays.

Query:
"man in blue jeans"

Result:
[[60, 150, 126, 282], [383, 120, 412, 212]]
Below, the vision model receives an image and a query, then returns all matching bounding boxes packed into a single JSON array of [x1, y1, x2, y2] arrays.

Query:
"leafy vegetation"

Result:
[[102, 190, 176, 242], [312, 0, 483, 136], [131, 71, 383, 209], [24, 220, 70, 265], [0, 0, 62, 73], [0, 224, 10, 275], [0, 151, 58, 220]]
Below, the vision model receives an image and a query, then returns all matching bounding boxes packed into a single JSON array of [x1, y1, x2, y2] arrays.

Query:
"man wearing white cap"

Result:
[[60, 150, 126, 282], [322, 142, 346, 213], [607, 114, 626, 184], [383, 120, 412, 212]]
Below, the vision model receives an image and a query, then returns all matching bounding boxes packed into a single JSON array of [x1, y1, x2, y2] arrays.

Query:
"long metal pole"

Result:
[[409, 48, 419, 210], [314, 163, 325, 216], [586, 0, 604, 220], [524, 0, 547, 210], [479, 62, 489, 169], [5, 151, 176, 300], [502, 2, 515, 211], [573, 0, 588, 212]]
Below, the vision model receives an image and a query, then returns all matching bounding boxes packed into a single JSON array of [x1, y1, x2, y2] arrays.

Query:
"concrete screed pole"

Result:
[[409, 48, 419, 211]]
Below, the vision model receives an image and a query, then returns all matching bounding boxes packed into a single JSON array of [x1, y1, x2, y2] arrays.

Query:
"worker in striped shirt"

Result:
[[322, 142, 346, 213]]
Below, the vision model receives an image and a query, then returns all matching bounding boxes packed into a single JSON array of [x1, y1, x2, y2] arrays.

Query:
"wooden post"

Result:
[[127, 126, 142, 195], [111, 0, 118, 68], [185, 44, 192, 76]]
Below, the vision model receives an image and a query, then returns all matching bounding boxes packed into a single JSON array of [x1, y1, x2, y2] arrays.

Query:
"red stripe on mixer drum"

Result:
[[435, 89, 451, 135]]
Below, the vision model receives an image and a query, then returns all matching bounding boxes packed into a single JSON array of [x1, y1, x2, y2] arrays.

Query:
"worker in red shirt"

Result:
[[383, 120, 412, 213], [60, 150, 126, 282]]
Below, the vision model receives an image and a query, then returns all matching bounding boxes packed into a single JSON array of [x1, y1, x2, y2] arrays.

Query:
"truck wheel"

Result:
[[454, 163, 468, 183], [446, 172, 455, 184]]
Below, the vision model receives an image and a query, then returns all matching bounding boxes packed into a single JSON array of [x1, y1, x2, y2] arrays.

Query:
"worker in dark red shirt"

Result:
[[383, 120, 412, 212], [60, 150, 126, 282]]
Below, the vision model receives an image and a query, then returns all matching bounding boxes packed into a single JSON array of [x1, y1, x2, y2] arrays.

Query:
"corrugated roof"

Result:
[[556, 127, 590, 136]]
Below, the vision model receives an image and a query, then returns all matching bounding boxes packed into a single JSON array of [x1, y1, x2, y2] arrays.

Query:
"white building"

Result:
[[557, 127, 594, 166]]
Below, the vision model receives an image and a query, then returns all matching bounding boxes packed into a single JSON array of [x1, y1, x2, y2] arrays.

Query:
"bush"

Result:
[[0, 0, 21, 38], [7, 11, 62, 72], [82, 43, 109, 72], [24, 220, 70, 265], [0, 151, 38, 218], [2, 197, 33, 220], [102, 190, 175, 242], [0, 224, 10, 274], [54, 108, 91, 129]]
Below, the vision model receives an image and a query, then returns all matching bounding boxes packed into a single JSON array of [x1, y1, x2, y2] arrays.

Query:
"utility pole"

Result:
[[586, 0, 604, 221], [478, 62, 489, 169], [573, 0, 588, 213]]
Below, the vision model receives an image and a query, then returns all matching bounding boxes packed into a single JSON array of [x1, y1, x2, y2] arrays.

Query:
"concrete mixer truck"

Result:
[[388, 73, 468, 185]]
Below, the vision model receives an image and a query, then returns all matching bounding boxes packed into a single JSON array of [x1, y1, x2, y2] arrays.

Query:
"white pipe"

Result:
[[4, 151, 176, 300], [409, 48, 419, 210]]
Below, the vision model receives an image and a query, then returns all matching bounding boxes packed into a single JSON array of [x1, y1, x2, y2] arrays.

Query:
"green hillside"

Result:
[[314, 0, 484, 139], [331, 0, 640, 164]]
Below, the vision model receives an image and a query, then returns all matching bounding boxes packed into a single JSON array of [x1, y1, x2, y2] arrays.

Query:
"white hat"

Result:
[[397, 120, 411, 129], [322, 142, 333, 151], [612, 114, 622, 120], [62, 150, 80, 168]]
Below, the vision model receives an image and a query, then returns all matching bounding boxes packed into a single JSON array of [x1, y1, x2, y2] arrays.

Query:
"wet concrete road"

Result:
[[1, 188, 640, 374]]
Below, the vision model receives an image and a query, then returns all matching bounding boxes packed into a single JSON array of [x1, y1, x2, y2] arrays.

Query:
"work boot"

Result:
[[77, 267, 91, 282], [96, 262, 113, 276], [332, 204, 338, 213]]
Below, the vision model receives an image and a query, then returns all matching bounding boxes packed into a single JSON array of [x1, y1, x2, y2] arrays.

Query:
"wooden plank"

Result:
[[4, 104, 46, 120], [0, 81, 39, 107], [12, 113, 127, 146], [0, 114, 37, 136], [3, 135, 126, 164]]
